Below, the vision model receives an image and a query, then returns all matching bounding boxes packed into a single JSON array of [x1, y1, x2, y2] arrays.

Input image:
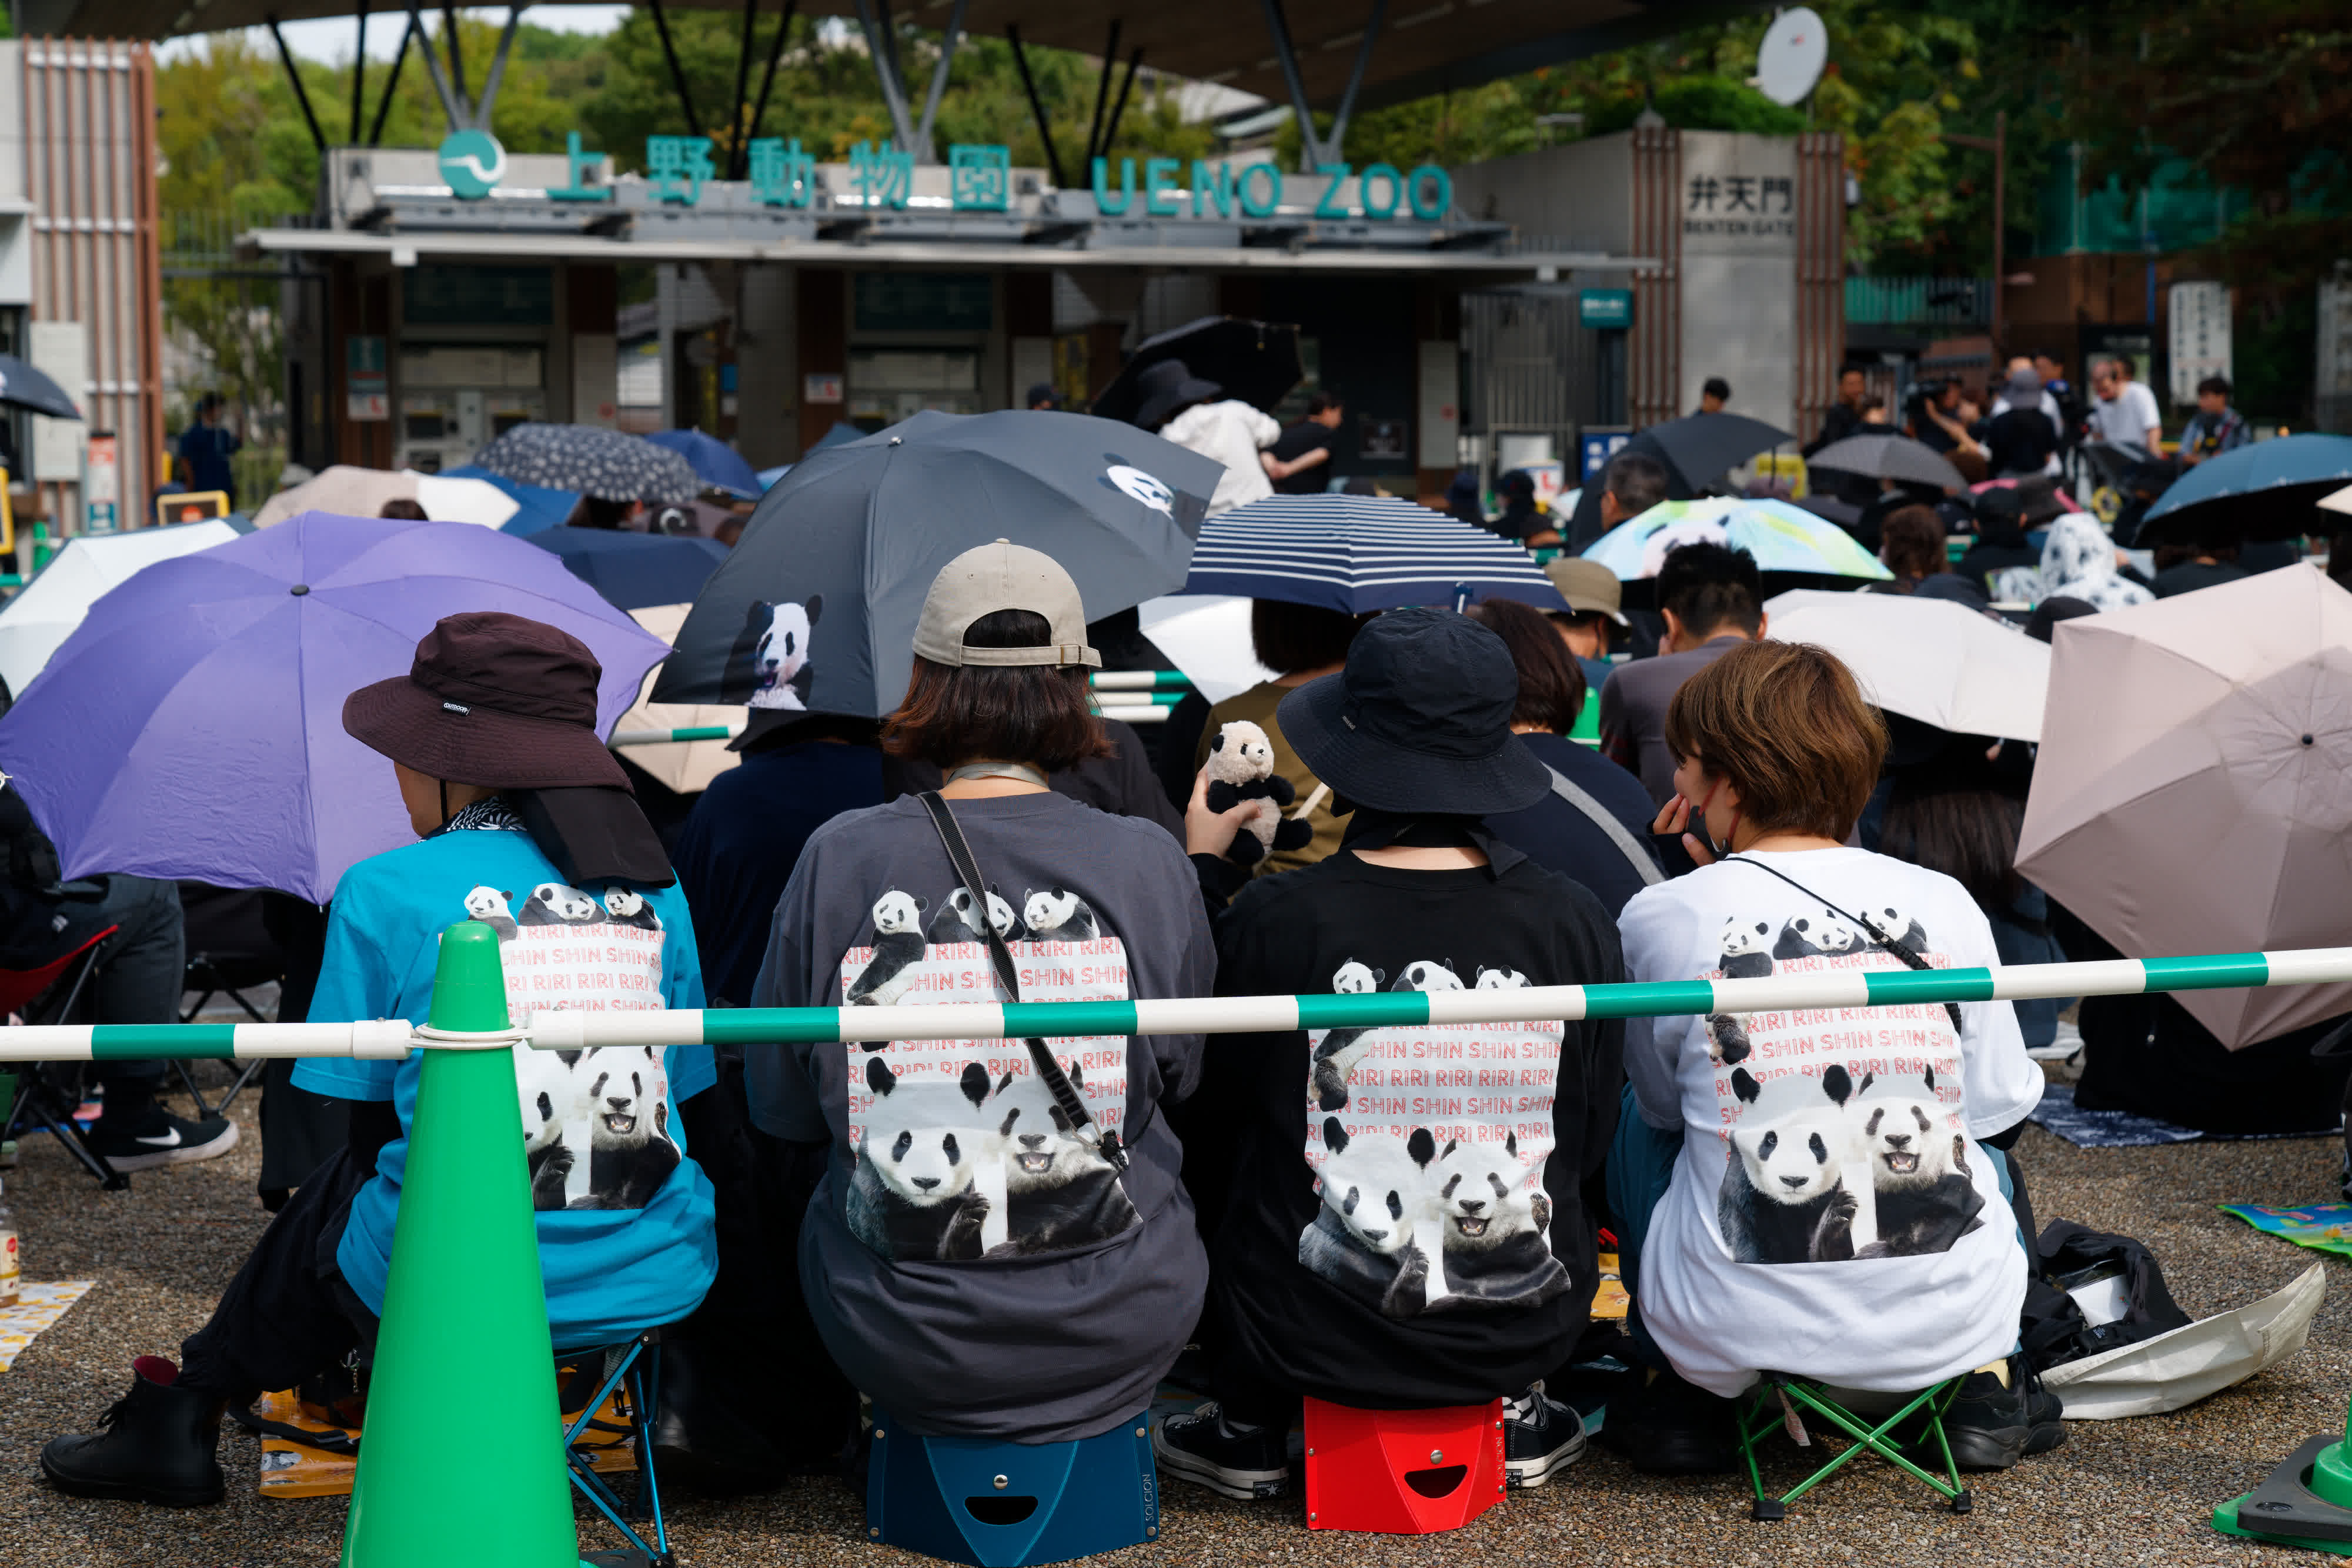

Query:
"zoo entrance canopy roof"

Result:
[[29, 0, 1736, 118]]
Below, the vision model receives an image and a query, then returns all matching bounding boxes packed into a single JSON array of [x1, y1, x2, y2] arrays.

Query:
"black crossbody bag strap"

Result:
[[917, 792, 1127, 1174], [1724, 854, 1966, 1035]]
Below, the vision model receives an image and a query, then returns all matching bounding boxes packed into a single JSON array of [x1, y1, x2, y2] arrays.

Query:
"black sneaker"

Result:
[[1597, 1367, 1737, 1475], [86, 1104, 238, 1172], [2019, 1362, 2066, 1458], [1926, 1363, 2047, 1472], [1153, 1403, 1288, 1500], [1502, 1382, 1586, 1488]]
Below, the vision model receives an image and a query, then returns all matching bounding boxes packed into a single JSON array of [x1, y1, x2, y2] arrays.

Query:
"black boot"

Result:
[[647, 1339, 792, 1496], [41, 1358, 227, 1506]]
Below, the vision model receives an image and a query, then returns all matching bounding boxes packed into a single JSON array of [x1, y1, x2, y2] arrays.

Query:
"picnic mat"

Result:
[[2220, 1204, 2352, 1261], [254, 1380, 638, 1498], [2030, 1083, 2341, 1149], [0, 1281, 94, 1370]]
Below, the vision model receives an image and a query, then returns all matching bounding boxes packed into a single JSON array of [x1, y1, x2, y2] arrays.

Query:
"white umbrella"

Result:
[[1136, 595, 1277, 705], [2320, 481, 2352, 517], [0, 520, 240, 696], [1764, 589, 2050, 740], [610, 603, 742, 794], [252, 466, 519, 529]]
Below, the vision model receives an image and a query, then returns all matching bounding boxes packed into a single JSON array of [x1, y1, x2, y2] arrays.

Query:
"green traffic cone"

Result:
[[342, 920, 581, 1568], [2212, 1395, 2352, 1552]]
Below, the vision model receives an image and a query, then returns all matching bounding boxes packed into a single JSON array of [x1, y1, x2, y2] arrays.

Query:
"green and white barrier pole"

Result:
[[0, 1019, 410, 1062], [341, 920, 580, 1568], [609, 721, 745, 747], [527, 947, 2352, 1053], [11, 948, 2351, 1063], [1090, 670, 1192, 692]]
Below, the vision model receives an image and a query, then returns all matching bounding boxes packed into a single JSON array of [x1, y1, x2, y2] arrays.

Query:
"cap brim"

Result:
[[1559, 599, 1631, 626], [344, 676, 630, 791], [1277, 675, 1551, 817]]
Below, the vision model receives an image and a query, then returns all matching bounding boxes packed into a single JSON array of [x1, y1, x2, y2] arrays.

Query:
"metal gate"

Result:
[[1459, 286, 1605, 474]]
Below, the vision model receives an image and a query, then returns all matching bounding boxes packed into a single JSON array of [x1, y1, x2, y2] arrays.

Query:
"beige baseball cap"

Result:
[[913, 539, 1101, 668], [1542, 556, 1631, 625]]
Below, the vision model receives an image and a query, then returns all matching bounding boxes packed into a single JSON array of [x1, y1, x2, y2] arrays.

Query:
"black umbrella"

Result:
[[0, 354, 80, 420], [1640, 411, 1798, 490], [472, 422, 700, 504], [650, 409, 1223, 717], [1090, 316, 1304, 426], [1806, 432, 1967, 492]]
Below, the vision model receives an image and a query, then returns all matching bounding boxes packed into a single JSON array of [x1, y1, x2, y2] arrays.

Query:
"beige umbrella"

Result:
[[2016, 564, 2352, 1046], [610, 603, 742, 794], [252, 466, 519, 529]]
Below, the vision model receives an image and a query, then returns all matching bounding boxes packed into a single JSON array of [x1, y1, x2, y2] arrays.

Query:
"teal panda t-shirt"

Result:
[[293, 806, 717, 1350]]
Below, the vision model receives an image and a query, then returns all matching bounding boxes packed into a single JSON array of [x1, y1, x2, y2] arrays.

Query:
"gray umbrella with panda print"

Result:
[[650, 408, 1220, 719], [472, 422, 701, 504]]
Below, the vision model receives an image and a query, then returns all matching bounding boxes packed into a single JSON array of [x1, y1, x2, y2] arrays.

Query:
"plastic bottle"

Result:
[[0, 1175, 18, 1308]]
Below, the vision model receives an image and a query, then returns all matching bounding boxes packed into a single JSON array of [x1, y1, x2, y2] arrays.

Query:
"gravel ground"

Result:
[[2, 1059, 2347, 1568]]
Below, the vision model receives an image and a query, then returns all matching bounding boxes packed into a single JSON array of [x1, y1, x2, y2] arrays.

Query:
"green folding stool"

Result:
[[1735, 1373, 1972, 1522]]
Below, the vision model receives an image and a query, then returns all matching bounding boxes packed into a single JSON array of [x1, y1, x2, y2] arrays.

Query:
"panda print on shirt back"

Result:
[[1703, 907, 1986, 1265], [838, 884, 1141, 1262], [1298, 957, 1568, 1316], [462, 878, 684, 1213]]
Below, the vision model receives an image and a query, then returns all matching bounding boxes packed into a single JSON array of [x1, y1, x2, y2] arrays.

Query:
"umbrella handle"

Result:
[[1453, 581, 1472, 612]]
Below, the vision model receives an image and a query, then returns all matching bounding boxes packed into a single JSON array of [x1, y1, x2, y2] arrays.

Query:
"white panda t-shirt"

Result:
[[1617, 848, 2042, 1398]]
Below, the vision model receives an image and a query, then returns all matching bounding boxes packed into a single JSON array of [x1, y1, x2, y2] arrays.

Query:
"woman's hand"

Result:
[[1651, 794, 1716, 867], [1185, 767, 1258, 858]]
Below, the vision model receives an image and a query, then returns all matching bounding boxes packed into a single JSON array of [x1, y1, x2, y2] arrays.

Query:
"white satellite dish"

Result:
[[1754, 7, 1829, 106]]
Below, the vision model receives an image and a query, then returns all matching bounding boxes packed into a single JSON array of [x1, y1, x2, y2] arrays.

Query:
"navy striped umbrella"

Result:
[[1181, 494, 1570, 614]]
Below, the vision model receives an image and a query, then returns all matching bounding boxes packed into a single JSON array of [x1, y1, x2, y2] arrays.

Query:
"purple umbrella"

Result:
[[0, 512, 671, 903]]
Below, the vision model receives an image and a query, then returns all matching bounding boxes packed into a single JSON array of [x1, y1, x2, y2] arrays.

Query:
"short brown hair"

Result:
[[882, 609, 1113, 772], [1664, 640, 1886, 840], [1879, 505, 1946, 580], [1465, 597, 1585, 734]]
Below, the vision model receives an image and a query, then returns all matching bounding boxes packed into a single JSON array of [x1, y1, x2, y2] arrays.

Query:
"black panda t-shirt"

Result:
[[1187, 850, 1624, 1409]]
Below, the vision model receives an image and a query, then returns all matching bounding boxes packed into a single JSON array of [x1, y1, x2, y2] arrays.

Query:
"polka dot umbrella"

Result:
[[471, 422, 701, 504]]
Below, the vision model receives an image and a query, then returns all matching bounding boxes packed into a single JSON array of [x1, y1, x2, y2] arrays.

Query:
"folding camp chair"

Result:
[[561, 1331, 673, 1568], [172, 883, 293, 1118], [0, 926, 127, 1188], [1735, 1372, 1972, 1522]]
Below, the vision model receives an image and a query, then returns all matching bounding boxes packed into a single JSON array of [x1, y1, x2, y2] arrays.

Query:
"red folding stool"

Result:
[[1302, 1398, 1506, 1534]]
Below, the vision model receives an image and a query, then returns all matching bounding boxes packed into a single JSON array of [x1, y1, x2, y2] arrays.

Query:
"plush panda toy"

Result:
[[1202, 720, 1314, 867]]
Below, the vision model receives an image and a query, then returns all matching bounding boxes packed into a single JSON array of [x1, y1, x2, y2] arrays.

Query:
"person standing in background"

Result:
[[176, 394, 241, 507], [1267, 393, 1345, 495], [1143, 360, 1281, 515], [1806, 367, 1871, 452], [1696, 377, 1732, 415], [1025, 382, 1060, 412], [2089, 357, 2164, 453]]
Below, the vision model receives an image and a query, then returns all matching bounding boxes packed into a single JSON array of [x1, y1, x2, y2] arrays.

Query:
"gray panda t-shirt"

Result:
[[748, 791, 1214, 1443], [1618, 848, 2042, 1399]]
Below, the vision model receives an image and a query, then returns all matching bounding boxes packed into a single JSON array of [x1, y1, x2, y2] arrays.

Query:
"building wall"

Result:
[[1448, 128, 1846, 441], [0, 38, 162, 531]]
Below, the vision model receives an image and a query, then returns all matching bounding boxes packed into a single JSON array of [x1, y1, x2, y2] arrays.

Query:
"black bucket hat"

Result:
[[343, 611, 629, 790], [1277, 606, 1550, 817], [1134, 359, 1224, 430], [345, 611, 673, 885]]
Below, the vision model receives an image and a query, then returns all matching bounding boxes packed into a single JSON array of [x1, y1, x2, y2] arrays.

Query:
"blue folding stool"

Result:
[[866, 1409, 1158, 1567]]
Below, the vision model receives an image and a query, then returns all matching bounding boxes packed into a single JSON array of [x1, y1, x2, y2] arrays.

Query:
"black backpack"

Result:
[[2018, 1221, 2191, 1375]]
